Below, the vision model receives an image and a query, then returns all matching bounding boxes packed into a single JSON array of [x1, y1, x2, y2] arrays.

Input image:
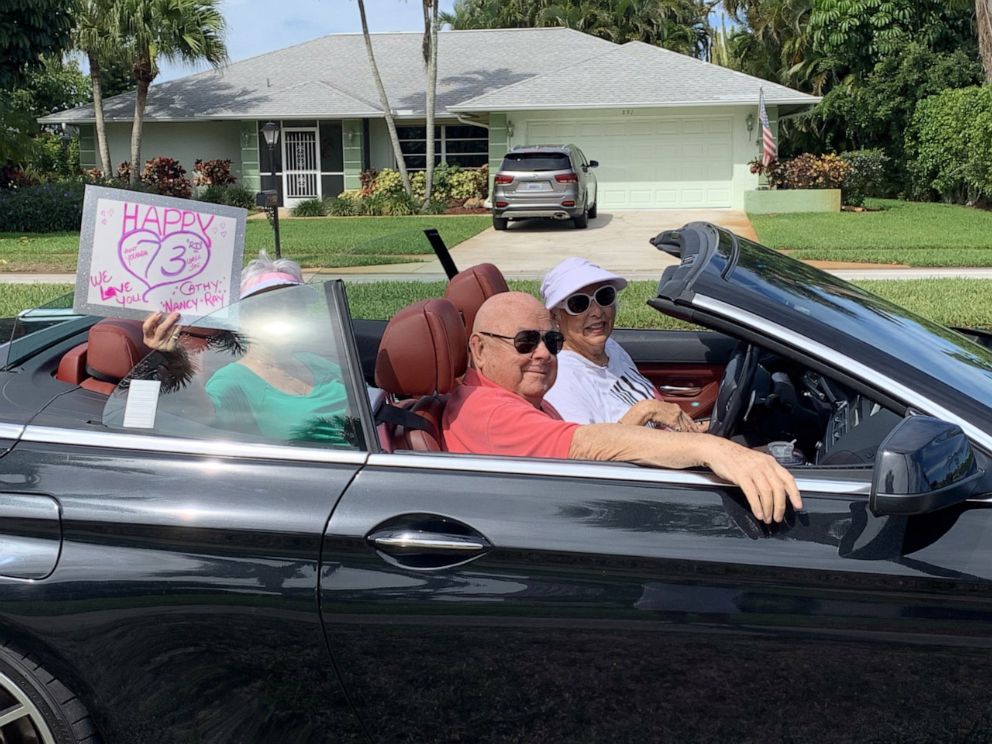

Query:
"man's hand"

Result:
[[702, 439, 802, 524], [142, 311, 182, 351], [620, 399, 707, 432]]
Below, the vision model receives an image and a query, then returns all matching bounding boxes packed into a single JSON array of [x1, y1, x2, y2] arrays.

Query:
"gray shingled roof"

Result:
[[42, 28, 616, 123], [451, 40, 820, 111]]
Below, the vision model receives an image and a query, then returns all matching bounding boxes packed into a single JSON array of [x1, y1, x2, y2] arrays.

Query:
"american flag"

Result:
[[759, 88, 777, 167]]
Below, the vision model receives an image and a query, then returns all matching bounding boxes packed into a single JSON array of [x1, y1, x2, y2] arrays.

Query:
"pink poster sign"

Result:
[[73, 185, 246, 326]]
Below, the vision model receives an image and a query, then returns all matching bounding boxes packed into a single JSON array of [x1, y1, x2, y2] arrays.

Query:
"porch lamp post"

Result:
[[260, 121, 282, 258]]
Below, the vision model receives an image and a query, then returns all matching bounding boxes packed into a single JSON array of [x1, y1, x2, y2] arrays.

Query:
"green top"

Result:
[[205, 352, 351, 446]]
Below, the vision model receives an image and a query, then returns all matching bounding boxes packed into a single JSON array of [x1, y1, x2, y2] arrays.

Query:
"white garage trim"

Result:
[[523, 115, 734, 210]]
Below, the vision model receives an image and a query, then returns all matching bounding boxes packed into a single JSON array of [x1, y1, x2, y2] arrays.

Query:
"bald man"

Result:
[[442, 292, 802, 524]]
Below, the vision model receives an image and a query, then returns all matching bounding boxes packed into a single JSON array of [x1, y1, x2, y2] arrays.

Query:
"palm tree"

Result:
[[72, 0, 116, 176], [422, 0, 440, 207], [357, 0, 412, 196], [974, 0, 992, 80], [117, 0, 227, 184]]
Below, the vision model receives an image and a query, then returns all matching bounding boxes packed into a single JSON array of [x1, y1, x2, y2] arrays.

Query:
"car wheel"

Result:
[[573, 210, 588, 229], [0, 642, 99, 743], [588, 202, 597, 219], [492, 215, 508, 231]]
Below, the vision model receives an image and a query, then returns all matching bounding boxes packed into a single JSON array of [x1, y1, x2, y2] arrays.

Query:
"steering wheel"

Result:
[[708, 342, 760, 438]]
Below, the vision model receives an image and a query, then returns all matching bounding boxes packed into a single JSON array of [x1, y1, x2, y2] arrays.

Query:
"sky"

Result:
[[156, 0, 458, 82]]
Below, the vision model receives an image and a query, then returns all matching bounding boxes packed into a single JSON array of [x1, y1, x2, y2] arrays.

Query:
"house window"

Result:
[[396, 124, 488, 170]]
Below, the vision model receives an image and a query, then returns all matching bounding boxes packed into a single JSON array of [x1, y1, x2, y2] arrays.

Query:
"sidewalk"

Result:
[[6, 266, 992, 284]]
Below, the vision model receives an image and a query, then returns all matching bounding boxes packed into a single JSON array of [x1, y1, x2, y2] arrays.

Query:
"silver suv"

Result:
[[492, 144, 598, 230]]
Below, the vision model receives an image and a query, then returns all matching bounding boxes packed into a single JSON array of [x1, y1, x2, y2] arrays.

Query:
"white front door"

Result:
[[524, 116, 734, 209], [282, 128, 320, 205]]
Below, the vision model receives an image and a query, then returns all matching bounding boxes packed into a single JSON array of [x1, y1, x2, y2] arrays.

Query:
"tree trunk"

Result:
[[88, 51, 112, 177], [422, 1, 440, 209], [129, 48, 155, 185], [979, 0, 992, 82], [357, 0, 411, 195]]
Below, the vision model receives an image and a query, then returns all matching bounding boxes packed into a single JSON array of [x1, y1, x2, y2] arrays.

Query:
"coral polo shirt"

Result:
[[442, 368, 579, 459]]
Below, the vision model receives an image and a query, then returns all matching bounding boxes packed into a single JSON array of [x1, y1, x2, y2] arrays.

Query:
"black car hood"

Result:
[[649, 222, 992, 440]]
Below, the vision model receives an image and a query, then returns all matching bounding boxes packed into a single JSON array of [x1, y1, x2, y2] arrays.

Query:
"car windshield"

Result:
[[700, 231, 992, 428], [0, 289, 86, 370], [101, 281, 369, 451], [500, 153, 570, 172]]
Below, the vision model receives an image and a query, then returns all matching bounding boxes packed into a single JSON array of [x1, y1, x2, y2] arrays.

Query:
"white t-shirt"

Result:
[[545, 338, 659, 424]]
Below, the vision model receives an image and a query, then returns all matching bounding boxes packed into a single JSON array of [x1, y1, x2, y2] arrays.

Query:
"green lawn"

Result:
[[0, 214, 491, 273], [751, 198, 992, 266], [9, 278, 992, 330]]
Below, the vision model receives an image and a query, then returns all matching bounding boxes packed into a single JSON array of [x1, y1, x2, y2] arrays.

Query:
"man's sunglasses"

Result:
[[562, 285, 618, 315], [479, 330, 565, 355]]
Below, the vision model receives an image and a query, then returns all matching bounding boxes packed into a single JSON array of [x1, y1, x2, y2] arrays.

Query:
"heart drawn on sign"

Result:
[[117, 228, 212, 300]]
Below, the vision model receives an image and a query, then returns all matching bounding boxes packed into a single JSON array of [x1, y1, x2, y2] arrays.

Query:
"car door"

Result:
[[0, 282, 373, 743], [321, 443, 992, 743], [614, 327, 734, 418]]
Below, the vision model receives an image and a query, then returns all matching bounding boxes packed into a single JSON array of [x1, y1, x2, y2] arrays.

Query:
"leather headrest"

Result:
[[86, 319, 151, 382], [375, 299, 467, 395], [443, 263, 509, 332]]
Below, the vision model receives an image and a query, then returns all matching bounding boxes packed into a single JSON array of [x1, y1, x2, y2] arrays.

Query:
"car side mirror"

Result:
[[588, 160, 599, 168], [870, 415, 984, 516]]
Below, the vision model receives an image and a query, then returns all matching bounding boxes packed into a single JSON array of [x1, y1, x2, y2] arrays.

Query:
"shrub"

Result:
[[840, 149, 889, 206], [359, 169, 378, 197], [292, 197, 327, 217], [449, 165, 488, 201], [224, 185, 256, 210], [326, 190, 362, 216], [0, 164, 36, 191], [26, 131, 80, 181], [140, 156, 192, 198], [907, 86, 992, 204], [196, 184, 229, 204], [193, 158, 235, 186], [115, 161, 132, 183], [0, 181, 87, 231], [754, 154, 851, 190], [371, 168, 405, 196]]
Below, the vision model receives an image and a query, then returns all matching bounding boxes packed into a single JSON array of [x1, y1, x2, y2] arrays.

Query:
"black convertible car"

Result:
[[1, 223, 991, 743]]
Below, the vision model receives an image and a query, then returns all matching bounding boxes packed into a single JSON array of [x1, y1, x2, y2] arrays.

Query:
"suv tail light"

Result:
[[555, 173, 578, 183], [494, 174, 513, 184]]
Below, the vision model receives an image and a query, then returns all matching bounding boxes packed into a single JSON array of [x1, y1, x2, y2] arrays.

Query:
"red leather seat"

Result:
[[374, 299, 467, 452], [55, 319, 151, 395], [443, 263, 509, 333]]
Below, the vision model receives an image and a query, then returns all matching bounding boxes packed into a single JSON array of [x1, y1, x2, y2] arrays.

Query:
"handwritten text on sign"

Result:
[[75, 186, 246, 324]]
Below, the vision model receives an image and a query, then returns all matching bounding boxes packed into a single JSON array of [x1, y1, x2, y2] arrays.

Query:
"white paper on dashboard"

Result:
[[122, 379, 161, 428]]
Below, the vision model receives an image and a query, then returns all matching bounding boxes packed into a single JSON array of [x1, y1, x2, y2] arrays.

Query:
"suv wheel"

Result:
[[572, 209, 588, 229], [588, 202, 597, 219], [492, 215, 508, 231]]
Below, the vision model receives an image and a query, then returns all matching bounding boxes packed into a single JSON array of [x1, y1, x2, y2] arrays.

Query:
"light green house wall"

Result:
[[239, 121, 260, 191], [488, 113, 509, 195], [368, 119, 393, 170], [97, 121, 244, 179]]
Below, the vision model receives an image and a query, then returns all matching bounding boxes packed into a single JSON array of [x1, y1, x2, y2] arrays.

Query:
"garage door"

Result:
[[524, 117, 733, 209]]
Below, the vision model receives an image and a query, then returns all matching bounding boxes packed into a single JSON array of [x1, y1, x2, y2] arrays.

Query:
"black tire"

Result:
[[492, 215, 508, 231], [573, 209, 589, 229], [0, 641, 100, 743], [588, 202, 598, 219]]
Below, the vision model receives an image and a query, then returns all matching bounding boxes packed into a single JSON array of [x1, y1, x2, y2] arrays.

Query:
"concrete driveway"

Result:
[[413, 209, 758, 277]]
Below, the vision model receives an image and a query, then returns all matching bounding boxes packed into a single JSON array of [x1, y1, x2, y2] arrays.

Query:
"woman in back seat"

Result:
[[141, 251, 352, 446]]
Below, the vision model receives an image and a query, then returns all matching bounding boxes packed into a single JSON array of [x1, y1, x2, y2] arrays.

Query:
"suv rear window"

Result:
[[500, 152, 571, 172]]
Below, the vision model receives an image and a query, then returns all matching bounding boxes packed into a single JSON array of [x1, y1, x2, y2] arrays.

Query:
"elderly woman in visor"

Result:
[[542, 257, 705, 432]]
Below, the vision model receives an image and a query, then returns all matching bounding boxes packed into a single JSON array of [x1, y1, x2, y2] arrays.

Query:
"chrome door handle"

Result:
[[368, 529, 489, 555], [658, 384, 702, 396]]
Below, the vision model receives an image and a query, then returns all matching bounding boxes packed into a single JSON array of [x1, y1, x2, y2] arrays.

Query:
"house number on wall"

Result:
[[621, 109, 635, 116]]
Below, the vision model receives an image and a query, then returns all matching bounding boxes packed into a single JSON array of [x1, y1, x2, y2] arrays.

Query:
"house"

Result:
[[43, 28, 819, 209]]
